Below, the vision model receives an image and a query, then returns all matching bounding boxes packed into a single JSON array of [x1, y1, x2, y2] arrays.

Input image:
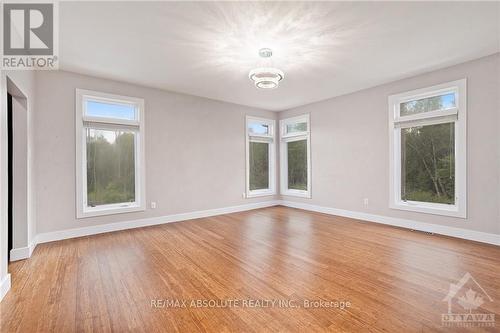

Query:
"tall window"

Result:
[[245, 116, 276, 197], [76, 89, 145, 218], [389, 79, 466, 217], [280, 114, 311, 198]]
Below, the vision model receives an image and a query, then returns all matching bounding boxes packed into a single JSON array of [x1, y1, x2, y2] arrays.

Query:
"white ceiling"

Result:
[[60, 2, 500, 111]]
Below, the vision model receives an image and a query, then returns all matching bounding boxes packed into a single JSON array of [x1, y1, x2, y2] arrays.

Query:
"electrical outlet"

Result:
[[151, 202, 157, 209], [363, 198, 369, 206]]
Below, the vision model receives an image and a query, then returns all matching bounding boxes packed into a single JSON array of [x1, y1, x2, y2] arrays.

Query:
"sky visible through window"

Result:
[[248, 122, 269, 135], [441, 93, 455, 108], [86, 100, 136, 120], [400, 93, 455, 116]]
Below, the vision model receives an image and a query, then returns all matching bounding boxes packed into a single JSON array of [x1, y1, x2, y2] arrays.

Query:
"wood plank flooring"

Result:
[[1, 206, 499, 332]]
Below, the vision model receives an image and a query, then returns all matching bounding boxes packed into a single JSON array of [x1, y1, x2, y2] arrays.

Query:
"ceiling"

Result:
[[60, 2, 500, 111]]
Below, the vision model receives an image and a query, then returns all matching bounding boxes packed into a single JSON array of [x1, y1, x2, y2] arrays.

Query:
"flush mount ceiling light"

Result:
[[249, 48, 284, 89]]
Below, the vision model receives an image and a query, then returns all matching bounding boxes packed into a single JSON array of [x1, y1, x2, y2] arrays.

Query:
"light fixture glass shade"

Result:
[[249, 67, 284, 89]]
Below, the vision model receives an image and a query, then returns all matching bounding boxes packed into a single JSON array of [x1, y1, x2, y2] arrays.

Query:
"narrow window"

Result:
[[76, 89, 145, 218], [389, 79, 466, 217], [280, 114, 311, 198], [246, 116, 276, 197]]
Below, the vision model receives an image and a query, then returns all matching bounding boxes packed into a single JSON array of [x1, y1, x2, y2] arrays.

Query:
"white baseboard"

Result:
[[29, 241, 36, 256], [0, 274, 11, 302], [9, 241, 37, 262], [279, 200, 500, 246], [36, 200, 280, 244], [24, 199, 500, 258], [10, 246, 30, 261]]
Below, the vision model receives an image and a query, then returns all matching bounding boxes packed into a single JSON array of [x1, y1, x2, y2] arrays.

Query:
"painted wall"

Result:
[[31, 54, 500, 236], [279, 53, 500, 235], [12, 97, 28, 249], [34, 71, 278, 234]]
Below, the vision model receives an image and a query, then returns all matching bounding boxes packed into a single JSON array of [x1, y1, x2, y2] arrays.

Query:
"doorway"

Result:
[[7, 93, 13, 261], [5, 78, 29, 263]]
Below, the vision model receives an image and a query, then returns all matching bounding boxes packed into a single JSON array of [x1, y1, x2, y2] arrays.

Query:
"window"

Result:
[[245, 116, 276, 197], [280, 114, 311, 198], [389, 79, 466, 217], [76, 89, 145, 218]]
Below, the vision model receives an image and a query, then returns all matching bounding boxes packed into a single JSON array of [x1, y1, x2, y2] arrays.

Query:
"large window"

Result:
[[280, 114, 311, 198], [76, 89, 145, 218], [245, 116, 276, 197], [389, 79, 466, 217]]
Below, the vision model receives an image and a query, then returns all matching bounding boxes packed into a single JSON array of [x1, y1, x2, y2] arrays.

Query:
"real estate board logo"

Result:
[[441, 272, 495, 328], [2, 2, 58, 69]]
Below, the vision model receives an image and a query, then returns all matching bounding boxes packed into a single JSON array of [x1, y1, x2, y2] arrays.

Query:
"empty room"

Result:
[[1, 1, 499, 332]]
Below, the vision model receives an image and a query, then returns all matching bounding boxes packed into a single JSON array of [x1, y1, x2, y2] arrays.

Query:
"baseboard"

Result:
[[9, 241, 37, 262], [29, 241, 36, 256], [29, 199, 499, 251], [0, 274, 11, 302], [10, 246, 30, 261], [280, 200, 500, 246], [35, 200, 281, 244]]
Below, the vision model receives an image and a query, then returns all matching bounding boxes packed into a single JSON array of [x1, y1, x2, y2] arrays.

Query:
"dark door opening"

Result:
[[7, 93, 13, 261]]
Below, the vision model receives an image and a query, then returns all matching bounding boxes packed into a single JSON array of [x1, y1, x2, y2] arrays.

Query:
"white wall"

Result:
[[12, 97, 28, 249], [34, 71, 278, 234], [279, 53, 500, 235]]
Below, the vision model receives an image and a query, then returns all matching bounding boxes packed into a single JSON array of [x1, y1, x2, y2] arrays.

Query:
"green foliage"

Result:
[[403, 190, 454, 205], [287, 140, 307, 191], [87, 130, 135, 207], [401, 97, 455, 205], [249, 142, 269, 190]]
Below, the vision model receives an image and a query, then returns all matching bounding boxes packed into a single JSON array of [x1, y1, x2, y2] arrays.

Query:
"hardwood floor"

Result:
[[1, 206, 499, 332]]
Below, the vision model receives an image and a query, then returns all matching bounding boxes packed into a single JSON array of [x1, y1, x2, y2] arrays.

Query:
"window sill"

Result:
[[78, 204, 145, 219], [246, 190, 276, 198], [281, 189, 311, 198], [390, 200, 466, 218]]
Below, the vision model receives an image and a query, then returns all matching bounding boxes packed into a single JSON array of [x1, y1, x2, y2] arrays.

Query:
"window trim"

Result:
[[388, 79, 466, 218], [76, 89, 146, 218], [245, 116, 276, 198], [280, 114, 311, 198]]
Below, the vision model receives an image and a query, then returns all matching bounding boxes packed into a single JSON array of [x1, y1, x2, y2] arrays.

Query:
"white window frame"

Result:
[[245, 116, 276, 198], [388, 79, 466, 218], [75, 89, 146, 218], [280, 114, 311, 198]]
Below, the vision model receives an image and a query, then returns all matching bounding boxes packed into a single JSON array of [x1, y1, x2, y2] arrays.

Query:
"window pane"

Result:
[[249, 142, 269, 190], [86, 100, 136, 120], [287, 139, 307, 191], [401, 122, 455, 204], [86, 128, 136, 207], [286, 122, 307, 134], [248, 122, 269, 135], [400, 93, 455, 116]]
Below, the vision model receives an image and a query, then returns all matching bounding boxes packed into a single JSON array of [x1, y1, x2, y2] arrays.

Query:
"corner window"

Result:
[[245, 116, 276, 197], [76, 89, 145, 218], [280, 114, 311, 198], [389, 79, 466, 217]]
